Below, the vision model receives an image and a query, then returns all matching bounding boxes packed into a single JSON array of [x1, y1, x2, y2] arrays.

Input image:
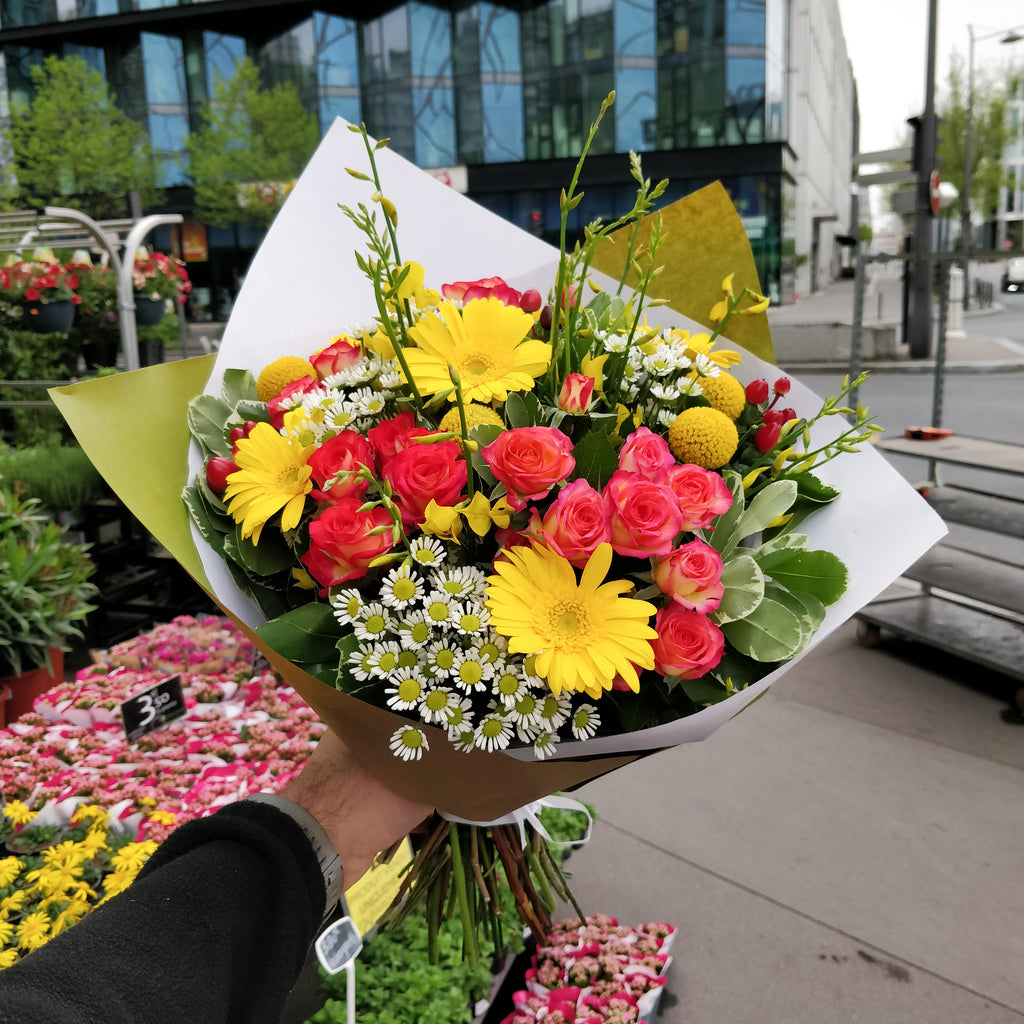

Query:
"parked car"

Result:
[[1001, 257, 1024, 293]]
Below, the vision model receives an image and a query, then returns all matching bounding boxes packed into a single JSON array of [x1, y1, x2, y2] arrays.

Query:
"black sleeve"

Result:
[[0, 800, 326, 1024]]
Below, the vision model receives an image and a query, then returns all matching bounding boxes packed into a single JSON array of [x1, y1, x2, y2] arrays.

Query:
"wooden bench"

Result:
[[856, 436, 1024, 701]]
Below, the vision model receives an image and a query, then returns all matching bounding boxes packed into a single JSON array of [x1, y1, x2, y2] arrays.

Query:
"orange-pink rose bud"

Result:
[[558, 373, 595, 414], [651, 539, 725, 613]]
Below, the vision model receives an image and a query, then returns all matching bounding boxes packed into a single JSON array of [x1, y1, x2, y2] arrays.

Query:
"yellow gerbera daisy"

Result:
[[404, 297, 551, 403], [224, 422, 314, 544], [486, 542, 658, 698]]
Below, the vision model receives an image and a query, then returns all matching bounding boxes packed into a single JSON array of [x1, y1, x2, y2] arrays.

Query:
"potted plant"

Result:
[[0, 253, 82, 333], [0, 481, 99, 722], [131, 250, 191, 327], [67, 257, 120, 368]]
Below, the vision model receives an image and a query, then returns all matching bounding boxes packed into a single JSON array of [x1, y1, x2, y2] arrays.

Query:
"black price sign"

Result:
[[121, 675, 187, 742], [315, 916, 363, 975]]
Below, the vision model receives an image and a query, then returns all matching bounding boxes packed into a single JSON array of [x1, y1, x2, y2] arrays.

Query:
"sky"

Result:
[[835, 0, 1024, 157]]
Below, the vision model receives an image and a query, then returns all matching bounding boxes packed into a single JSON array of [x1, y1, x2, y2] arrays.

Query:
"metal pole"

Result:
[[849, 243, 866, 413], [907, 0, 939, 359], [960, 27, 975, 311]]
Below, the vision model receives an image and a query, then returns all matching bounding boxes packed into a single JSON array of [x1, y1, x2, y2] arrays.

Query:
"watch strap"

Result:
[[247, 792, 345, 918]]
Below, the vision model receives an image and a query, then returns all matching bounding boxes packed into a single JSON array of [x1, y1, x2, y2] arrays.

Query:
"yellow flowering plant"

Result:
[[53, 97, 944, 960]]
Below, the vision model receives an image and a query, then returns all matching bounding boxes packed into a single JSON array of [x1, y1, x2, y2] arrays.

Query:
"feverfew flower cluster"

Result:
[[332, 540, 601, 761]]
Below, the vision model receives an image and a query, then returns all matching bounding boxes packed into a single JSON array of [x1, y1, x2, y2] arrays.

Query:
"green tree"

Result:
[[8, 55, 161, 219], [936, 52, 1010, 223], [185, 56, 319, 231]]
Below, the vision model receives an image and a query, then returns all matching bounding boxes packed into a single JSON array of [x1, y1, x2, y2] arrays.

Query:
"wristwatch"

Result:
[[247, 792, 345, 919]]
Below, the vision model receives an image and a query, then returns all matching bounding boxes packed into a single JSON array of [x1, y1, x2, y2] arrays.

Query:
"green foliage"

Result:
[[7, 55, 162, 219], [0, 444, 106, 514], [0, 484, 99, 676], [185, 56, 319, 230], [935, 51, 1012, 221]]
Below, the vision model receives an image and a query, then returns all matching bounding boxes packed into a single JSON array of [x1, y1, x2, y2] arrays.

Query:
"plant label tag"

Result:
[[315, 915, 362, 975], [121, 675, 187, 742]]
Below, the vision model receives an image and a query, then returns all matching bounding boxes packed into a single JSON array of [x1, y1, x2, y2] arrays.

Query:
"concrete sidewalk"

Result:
[[767, 272, 1024, 373], [566, 615, 1024, 1023]]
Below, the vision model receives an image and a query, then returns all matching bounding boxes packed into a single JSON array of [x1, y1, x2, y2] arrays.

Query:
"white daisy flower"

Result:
[[451, 649, 495, 692], [349, 386, 387, 418], [381, 566, 425, 609], [444, 696, 475, 738], [396, 609, 433, 649], [677, 375, 705, 397], [376, 367, 402, 390], [389, 725, 429, 761], [536, 692, 572, 731], [506, 690, 542, 729], [493, 666, 528, 708], [690, 352, 717, 375], [569, 703, 601, 740], [656, 407, 678, 429], [650, 381, 681, 403], [353, 603, 394, 642], [423, 640, 460, 679], [323, 403, 359, 432], [476, 634, 508, 665], [430, 565, 488, 600], [453, 602, 489, 636], [348, 646, 378, 682], [422, 591, 457, 628], [474, 713, 513, 752], [532, 730, 560, 760], [602, 332, 630, 353], [451, 726, 477, 753], [409, 536, 447, 568], [365, 641, 404, 679], [384, 667, 428, 710], [420, 685, 458, 725], [331, 588, 365, 625]]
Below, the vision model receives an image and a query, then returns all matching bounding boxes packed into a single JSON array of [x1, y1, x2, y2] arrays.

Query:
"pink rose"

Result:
[[651, 605, 724, 679], [482, 426, 575, 511], [603, 470, 682, 558], [307, 430, 375, 502], [651, 539, 725, 612], [442, 276, 522, 307], [382, 439, 467, 527], [618, 427, 674, 480], [310, 336, 361, 378], [558, 373, 595, 414], [528, 478, 611, 567], [300, 498, 395, 588], [367, 411, 431, 466], [657, 463, 733, 532]]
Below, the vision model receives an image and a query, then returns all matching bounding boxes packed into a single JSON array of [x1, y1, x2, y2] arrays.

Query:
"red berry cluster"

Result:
[[744, 377, 796, 453], [205, 421, 257, 496]]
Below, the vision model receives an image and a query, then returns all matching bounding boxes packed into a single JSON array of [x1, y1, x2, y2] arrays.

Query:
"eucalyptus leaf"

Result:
[[503, 392, 529, 428], [756, 547, 849, 606], [713, 552, 764, 623], [187, 394, 233, 458], [721, 596, 803, 661]]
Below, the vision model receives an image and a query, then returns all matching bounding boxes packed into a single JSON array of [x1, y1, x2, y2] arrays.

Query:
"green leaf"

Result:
[[756, 548, 849, 606], [187, 394, 232, 458], [761, 582, 815, 655], [722, 595, 803, 661], [681, 675, 732, 706], [568, 430, 620, 491], [706, 471, 745, 554], [223, 524, 296, 578], [713, 552, 764, 624], [234, 399, 272, 426], [723, 479, 798, 554], [503, 392, 529, 428], [255, 602, 342, 666], [182, 483, 228, 557], [794, 471, 841, 505], [220, 368, 257, 407]]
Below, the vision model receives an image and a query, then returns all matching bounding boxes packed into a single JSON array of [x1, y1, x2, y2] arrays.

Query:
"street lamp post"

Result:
[[959, 23, 1024, 309]]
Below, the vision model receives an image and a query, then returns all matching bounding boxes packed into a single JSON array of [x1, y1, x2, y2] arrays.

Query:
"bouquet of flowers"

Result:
[[51, 102, 945, 961]]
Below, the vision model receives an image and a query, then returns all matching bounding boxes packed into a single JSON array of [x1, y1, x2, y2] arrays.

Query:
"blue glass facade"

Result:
[[0, 0, 794, 300]]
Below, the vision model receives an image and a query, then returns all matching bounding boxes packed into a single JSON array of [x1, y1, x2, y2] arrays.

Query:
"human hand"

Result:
[[282, 730, 433, 887]]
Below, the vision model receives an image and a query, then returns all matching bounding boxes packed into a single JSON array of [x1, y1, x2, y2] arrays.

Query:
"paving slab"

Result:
[[569, 619, 1024, 1017]]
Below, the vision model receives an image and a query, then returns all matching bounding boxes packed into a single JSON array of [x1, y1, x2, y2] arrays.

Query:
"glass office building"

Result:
[[0, 0, 801, 307]]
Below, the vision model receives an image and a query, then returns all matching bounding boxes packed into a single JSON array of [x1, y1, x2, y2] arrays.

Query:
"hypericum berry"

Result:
[[754, 423, 782, 453], [539, 305, 553, 330], [205, 456, 237, 497], [228, 427, 246, 445], [745, 379, 770, 404], [519, 288, 542, 313], [773, 376, 791, 395]]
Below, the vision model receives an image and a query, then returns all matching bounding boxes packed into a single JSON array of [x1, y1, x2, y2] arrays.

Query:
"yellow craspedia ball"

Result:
[[439, 403, 505, 433], [668, 406, 739, 469], [694, 372, 746, 420], [255, 356, 318, 402]]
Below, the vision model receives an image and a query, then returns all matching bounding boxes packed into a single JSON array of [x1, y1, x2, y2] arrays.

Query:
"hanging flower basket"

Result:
[[23, 299, 75, 334], [134, 292, 167, 326]]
